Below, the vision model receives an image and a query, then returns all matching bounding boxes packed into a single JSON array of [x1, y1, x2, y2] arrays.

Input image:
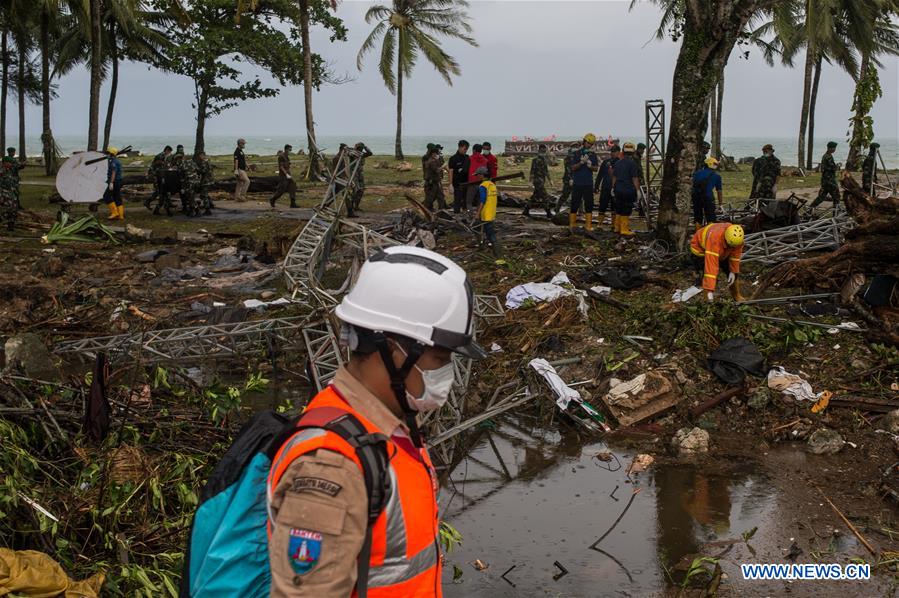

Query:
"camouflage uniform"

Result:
[[862, 145, 879, 194], [195, 156, 214, 214], [751, 155, 781, 199], [1, 156, 22, 208], [811, 149, 840, 208], [525, 152, 552, 216], [423, 153, 446, 211], [146, 151, 170, 210], [633, 146, 646, 217], [177, 155, 200, 216], [0, 163, 17, 230], [556, 146, 577, 211]]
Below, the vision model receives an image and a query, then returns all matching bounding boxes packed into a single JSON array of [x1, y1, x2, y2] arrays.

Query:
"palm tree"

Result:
[[1, 15, 10, 152], [36, 0, 64, 174], [88, 0, 101, 150], [357, 0, 476, 160]]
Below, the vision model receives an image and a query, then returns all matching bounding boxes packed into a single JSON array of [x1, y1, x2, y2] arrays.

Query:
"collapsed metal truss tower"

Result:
[[742, 214, 853, 265], [641, 99, 666, 229]]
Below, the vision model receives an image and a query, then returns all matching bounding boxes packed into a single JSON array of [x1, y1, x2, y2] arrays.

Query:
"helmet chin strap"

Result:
[[373, 334, 426, 447]]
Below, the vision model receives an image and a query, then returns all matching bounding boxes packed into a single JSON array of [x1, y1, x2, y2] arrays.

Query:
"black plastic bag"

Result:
[[706, 337, 767, 385]]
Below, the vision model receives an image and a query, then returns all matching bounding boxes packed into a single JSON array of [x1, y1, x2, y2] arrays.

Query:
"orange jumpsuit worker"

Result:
[[266, 245, 486, 596], [690, 222, 745, 302]]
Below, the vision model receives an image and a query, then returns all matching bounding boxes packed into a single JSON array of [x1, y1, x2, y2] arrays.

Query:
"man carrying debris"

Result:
[[232, 138, 250, 202], [423, 144, 447, 211], [810, 141, 840, 210], [524, 144, 552, 217], [862, 142, 880, 196], [567, 133, 600, 231], [691, 157, 723, 229], [104, 147, 124, 221], [595, 144, 620, 228], [474, 166, 501, 258], [266, 245, 483, 596], [750, 144, 780, 199], [611, 142, 641, 236], [690, 222, 745, 302], [146, 145, 173, 210], [269, 144, 298, 209], [448, 140, 470, 213]]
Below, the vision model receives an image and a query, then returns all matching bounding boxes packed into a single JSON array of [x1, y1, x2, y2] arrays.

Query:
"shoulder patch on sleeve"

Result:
[[292, 476, 342, 497], [288, 529, 322, 575]]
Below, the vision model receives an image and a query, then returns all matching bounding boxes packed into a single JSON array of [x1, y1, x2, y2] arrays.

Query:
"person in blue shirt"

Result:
[[691, 157, 723, 229], [594, 144, 620, 230], [611, 142, 642, 236], [104, 147, 124, 220], [566, 133, 600, 231]]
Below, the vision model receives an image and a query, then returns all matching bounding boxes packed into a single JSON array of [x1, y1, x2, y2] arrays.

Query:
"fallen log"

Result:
[[828, 396, 899, 413], [121, 174, 284, 193]]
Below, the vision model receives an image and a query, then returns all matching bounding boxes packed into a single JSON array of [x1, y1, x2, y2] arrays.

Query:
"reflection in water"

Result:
[[441, 414, 776, 597]]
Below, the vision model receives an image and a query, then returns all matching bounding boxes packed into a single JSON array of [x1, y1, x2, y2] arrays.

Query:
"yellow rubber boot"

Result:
[[585, 212, 593, 232], [619, 215, 635, 236], [730, 278, 746, 302], [116, 204, 125, 220], [568, 212, 577, 229], [106, 202, 118, 219], [612, 214, 619, 233]]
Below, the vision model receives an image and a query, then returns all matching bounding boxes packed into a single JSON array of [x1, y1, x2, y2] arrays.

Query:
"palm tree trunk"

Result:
[[709, 84, 718, 157], [1, 28, 8, 152], [194, 85, 207, 155], [805, 54, 822, 171], [797, 47, 814, 169], [102, 25, 118, 152], [714, 71, 724, 158], [40, 7, 55, 175], [16, 34, 25, 161], [87, 0, 102, 151], [395, 55, 403, 161], [299, 0, 318, 179]]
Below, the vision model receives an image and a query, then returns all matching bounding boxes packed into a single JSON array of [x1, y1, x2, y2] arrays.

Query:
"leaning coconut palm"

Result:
[[357, 0, 477, 160]]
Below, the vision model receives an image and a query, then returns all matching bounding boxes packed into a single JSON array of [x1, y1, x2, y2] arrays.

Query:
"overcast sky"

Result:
[[12, 0, 899, 140]]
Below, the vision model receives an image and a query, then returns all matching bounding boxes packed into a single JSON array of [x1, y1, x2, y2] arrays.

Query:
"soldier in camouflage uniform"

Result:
[[862, 142, 880, 195], [524, 144, 552, 217], [633, 142, 647, 217], [177, 153, 200, 216], [346, 142, 372, 217], [555, 142, 579, 212], [810, 141, 840, 209], [750, 144, 781, 199], [422, 144, 447, 211], [195, 152, 214, 215], [146, 145, 173, 210], [0, 160, 17, 230], [3, 147, 23, 209]]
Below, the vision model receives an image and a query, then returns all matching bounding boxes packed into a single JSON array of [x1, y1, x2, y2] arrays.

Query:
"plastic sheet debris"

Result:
[[826, 322, 863, 334], [529, 358, 580, 410], [506, 271, 589, 317], [243, 297, 291, 310], [768, 366, 816, 402], [0, 548, 104, 597], [706, 338, 767, 385], [672, 286, 703, 303], [590, 285, 612, 296]]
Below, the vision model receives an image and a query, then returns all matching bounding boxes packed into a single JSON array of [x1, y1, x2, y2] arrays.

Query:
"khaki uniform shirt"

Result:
[[268, 367, 407, 596]]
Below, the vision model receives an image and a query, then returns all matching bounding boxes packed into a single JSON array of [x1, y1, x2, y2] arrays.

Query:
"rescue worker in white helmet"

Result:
[[267, 246, 485, 596]]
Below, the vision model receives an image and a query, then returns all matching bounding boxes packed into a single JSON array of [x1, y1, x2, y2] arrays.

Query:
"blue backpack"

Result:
[[180, 408, 390, 597]]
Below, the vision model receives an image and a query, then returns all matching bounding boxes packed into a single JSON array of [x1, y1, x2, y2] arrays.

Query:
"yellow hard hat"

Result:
[[583, 133, 597, 145], [622, 141, 636, 152], [724, 224, 744, 247], [705, 157, 719, 169], [106, 146, 119, 156]]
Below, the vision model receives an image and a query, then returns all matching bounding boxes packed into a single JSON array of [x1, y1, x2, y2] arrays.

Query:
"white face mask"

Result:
[[406, 361, 455, 412]]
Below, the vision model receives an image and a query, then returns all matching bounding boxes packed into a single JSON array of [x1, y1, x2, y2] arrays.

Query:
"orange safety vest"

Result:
[[690, 223, 742, 292], [267, 386, 442, 597]]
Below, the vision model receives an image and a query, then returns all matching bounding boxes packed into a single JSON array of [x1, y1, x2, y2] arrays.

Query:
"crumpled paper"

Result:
[[767, 366, 815, 401]]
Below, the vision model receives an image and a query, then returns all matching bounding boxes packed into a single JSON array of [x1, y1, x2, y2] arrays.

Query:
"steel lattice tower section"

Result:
[[642, 99, 666, 229]]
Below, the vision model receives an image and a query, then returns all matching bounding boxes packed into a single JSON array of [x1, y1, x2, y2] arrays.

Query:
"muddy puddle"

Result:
[[439, 414, 799, 596]]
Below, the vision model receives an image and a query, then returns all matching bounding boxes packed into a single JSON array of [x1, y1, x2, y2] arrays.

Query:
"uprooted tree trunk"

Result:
[[756, 172, 899, 345]]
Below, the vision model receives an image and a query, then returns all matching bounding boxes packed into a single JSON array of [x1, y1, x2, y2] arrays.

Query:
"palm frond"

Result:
[[378, 27, 397, 93]]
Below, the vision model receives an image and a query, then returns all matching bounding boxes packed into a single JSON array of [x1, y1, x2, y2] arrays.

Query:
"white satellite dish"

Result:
[[55, 151, 109, 203]]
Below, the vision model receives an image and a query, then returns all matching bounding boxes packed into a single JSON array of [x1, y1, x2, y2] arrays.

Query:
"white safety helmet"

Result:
[[336, 246, 486, 360]]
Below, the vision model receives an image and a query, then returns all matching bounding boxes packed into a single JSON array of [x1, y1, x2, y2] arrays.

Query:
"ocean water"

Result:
[[13, 133, 899, 168]]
